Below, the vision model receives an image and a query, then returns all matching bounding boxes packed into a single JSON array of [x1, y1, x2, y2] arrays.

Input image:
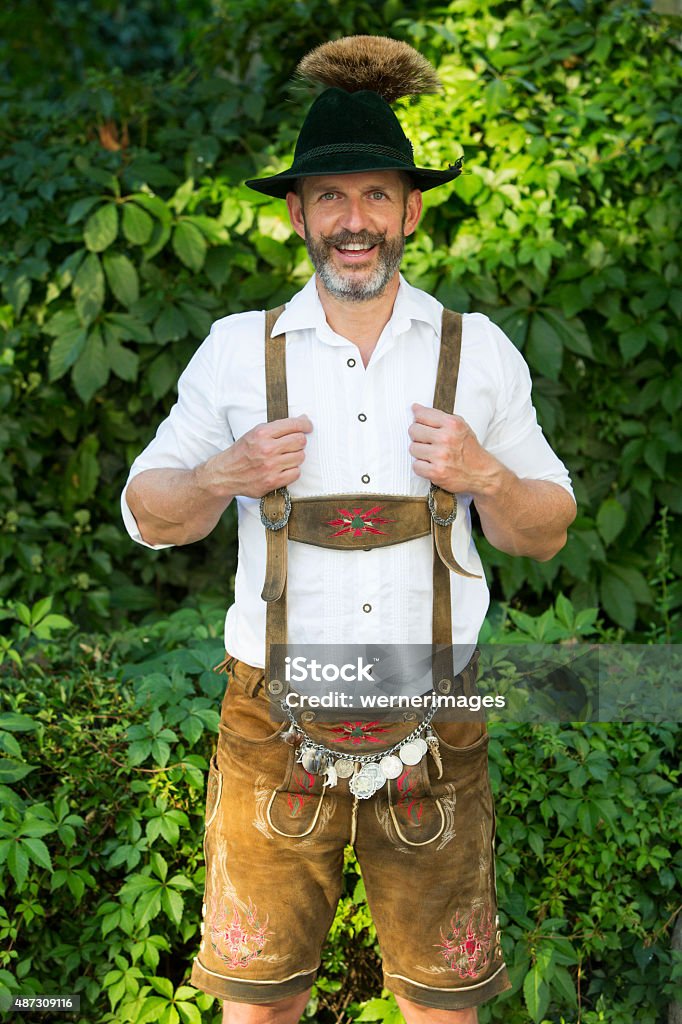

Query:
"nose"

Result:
[[339, 196, 367, 234]]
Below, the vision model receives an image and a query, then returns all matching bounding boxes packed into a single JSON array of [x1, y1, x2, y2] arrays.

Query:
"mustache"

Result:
[[319, 229, 386, 248]]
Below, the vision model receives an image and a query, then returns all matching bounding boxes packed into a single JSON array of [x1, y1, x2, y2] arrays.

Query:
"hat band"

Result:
[[295, 141, 415, 168]]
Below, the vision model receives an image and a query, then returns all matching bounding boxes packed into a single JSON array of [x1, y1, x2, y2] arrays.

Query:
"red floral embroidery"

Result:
[[396, 767, 423, 824], [326, 505, 394, 538], [329, 720, 390, 744], [287, 769, 315, 816], [438, 907, 494, 979], [208, 895, 271, 969]]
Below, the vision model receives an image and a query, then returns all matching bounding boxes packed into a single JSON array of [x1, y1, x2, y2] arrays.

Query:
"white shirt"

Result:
[[121, 274, 574, 667]]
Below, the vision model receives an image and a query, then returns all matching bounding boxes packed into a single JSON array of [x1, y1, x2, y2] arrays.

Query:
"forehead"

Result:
[[301, 170, 405, 194]]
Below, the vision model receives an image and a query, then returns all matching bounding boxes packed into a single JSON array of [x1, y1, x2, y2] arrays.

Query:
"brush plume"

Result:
[[297, 35, 442, 104]]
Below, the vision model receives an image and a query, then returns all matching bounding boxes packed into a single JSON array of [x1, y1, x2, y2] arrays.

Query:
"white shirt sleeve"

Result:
[[482, 319, 576, 499], [120, 324, 235, 549]]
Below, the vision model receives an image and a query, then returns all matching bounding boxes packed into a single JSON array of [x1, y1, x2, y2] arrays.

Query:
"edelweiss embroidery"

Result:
[[438, 906, 494, 979], [207, 892, 271, 969], [326, 505, 394, 538], [329, 720, 390, 744]]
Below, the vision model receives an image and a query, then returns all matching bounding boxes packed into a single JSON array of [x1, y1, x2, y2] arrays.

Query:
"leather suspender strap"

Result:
[[260, 306, 288, 693], [432, 309, 460, 647]]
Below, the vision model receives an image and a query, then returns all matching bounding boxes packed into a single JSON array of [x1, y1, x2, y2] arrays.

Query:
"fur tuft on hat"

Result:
[[297, 35, 442, 105]]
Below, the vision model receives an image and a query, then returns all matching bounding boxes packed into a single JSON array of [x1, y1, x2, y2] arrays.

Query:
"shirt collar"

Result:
[[272, 273, 442, 344]]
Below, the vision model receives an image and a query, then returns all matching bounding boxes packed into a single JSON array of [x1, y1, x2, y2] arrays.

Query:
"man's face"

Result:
[[286, 171, 422, 302]]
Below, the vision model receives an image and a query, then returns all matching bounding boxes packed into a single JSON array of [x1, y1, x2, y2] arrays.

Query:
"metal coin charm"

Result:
[[379, 754, 403, 779], [334, 759, 355, 779], [413, 737, 429, 756], [399, 741, 422, 765], [349, 768, 380, 799], [360, 762, 386, 789]]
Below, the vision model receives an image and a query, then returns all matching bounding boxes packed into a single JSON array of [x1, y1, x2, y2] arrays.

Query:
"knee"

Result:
[[221, 986, 312, 1024]]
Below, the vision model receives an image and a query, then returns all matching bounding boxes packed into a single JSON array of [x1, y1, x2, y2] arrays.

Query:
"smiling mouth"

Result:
[[334, 244, 377, 259]]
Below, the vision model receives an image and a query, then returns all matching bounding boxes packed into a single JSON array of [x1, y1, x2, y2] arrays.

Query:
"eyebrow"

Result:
[[308, 183, 397, 196]]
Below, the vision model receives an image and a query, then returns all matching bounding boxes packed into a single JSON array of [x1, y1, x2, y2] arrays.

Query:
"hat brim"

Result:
[[245, 155, 461, 199]]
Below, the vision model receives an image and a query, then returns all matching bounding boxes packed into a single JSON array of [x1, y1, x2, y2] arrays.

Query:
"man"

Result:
[[121, 36, 576, 1024]]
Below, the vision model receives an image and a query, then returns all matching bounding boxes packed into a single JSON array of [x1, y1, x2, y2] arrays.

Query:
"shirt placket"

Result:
[[353, 359, 383, 640]]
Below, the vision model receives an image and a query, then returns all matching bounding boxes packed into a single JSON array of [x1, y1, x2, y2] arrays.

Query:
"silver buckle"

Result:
[[259, 488, 292, 530], [428, 483, 457, 526]]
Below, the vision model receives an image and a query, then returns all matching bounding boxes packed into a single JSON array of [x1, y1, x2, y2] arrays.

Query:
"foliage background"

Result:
[[0, 0, 680, 1022]]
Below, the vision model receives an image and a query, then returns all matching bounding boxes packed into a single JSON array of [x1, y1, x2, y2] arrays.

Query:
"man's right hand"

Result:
[[196, 415, 313, 499]]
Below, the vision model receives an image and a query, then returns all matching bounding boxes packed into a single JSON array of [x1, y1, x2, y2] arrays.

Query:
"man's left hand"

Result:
[[409, 403, 501, 497]]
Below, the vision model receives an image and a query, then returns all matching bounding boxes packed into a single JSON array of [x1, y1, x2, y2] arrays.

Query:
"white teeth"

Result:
[[338, 243, 371, 251]]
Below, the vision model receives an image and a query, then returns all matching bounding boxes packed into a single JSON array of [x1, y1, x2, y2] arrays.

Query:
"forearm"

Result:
[[474, 465, 577, 561], [125, 462, 233, 547]]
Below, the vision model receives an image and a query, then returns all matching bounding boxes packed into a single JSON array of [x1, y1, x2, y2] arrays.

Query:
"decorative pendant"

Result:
[[379, 754, 403, 779], [281, 723, 301, 746], [399, 741, 422, 765], [323, 763, 338, 788], [349, 767, 381, 799], [334, 758, 355, 779], [301, 747, 326, 774]]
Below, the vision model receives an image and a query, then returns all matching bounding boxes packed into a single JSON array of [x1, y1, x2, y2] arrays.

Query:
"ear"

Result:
[[286, 190, 306, 240], [403, 188, 423, 237]]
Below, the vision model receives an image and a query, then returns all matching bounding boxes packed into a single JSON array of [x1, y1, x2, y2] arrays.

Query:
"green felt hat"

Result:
[[245, 36, 462, 199]]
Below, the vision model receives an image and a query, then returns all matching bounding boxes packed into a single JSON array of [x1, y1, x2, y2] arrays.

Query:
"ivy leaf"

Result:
[[84, 203, 118, 252], [122, 203, 154, 245], [526, 314, 563, 381], [161, 887, 184, 927], [0, 758, 36, 783], [106, 337, 139, 381], [3, 271, 31, 316], [596, 498, 627, 544], [147, 353, 179, 400], [542, 308, 594, 358], [23, 837, 52, 872], [72, 252, 105, 325], [72, 327, 110, 403], [48, 324, 88, 382], [103, 253, 139, 307], [600, 570, 636, 631], [173, 221, 207, 272], [154, 306, 188, 343], [66, 196, 102, 226], [523, 964, 550, 1023]]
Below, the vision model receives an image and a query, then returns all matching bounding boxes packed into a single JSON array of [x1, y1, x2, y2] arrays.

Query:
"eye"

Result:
[[370, 191, 387, 200], [320, 192, 338, 200]]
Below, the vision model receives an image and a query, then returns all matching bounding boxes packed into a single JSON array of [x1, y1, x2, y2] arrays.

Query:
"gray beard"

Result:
[[303, 228, 405, 302]]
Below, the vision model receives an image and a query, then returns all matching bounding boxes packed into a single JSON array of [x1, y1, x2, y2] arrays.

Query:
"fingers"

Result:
[[269, 415, 313, 438], [409, 441, 434, 461], [411, 403, 447, 427]]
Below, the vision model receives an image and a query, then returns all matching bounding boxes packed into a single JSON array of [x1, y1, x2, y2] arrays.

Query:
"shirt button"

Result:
[[358, 413, 367, 422], [347, 358, 356, 368], [362, 603, 372, 613], [361, 474, 370, 484]]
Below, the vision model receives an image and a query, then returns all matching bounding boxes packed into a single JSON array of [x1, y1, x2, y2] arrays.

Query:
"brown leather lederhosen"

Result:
[[258, 304, 481, 715]]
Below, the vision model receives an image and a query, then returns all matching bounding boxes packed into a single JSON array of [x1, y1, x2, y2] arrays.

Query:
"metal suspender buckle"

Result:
[[428, 483, 457, 526], [260, 487, 292, 530]]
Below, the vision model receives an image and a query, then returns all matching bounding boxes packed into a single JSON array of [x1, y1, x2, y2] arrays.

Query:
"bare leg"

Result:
[[221, 987, 312, 1024], [394, 994, 478, 1024]]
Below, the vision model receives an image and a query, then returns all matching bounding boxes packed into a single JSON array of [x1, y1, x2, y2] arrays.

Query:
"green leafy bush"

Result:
[[0, 0, 680, 637]]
